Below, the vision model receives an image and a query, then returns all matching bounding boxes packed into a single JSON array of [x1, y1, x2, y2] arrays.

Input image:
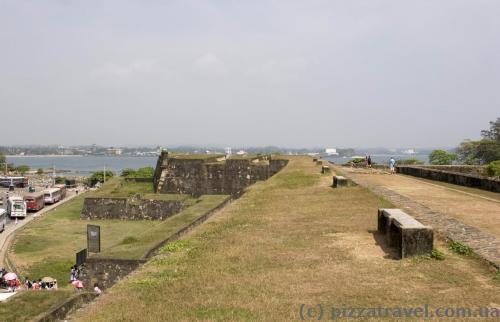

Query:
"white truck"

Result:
[[0, 209, 6, 232], [6, 195, 27, 218]]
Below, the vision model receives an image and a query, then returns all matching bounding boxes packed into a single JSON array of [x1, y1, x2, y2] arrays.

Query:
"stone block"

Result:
[[321, 166, 331, 174], [377, 209, 433, 258], [332, 175, 348, 188]]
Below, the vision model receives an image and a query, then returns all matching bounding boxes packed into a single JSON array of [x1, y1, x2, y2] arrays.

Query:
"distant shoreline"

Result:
[[6, 155, 84, 157]]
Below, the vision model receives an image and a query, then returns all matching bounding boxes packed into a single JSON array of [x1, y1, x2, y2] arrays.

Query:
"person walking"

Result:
[[367, 155, 372, 168]]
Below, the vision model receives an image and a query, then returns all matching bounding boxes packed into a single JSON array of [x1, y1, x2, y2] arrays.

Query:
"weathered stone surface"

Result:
[[153, 153, 288, 196], [332, 175, 348, 188], [378, 209, 433, 258], [81, 195, 186, 220], [396, 165, 500, 193], [79, 258, 146, 291]]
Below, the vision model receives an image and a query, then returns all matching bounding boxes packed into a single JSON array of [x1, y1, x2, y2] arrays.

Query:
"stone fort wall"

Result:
[[81, 195, 186, 220], [153, 152, 288, 196]]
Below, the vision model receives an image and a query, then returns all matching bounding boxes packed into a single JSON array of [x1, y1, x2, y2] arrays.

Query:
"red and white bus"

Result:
[[24, 193, 45, 212], [43, 188, 61, 204], [54, 184, 67, 200]]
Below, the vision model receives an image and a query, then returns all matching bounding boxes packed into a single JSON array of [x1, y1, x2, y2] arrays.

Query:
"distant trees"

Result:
[[429, 150, 457, 165], [88, 170, 115, 186], [397, 158, 424, 165], [457, 118, 500, 164], [15, 165, 30, 174]]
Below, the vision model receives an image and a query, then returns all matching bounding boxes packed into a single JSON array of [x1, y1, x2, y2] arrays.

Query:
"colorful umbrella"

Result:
[[42, 276, 55, 283], [3, 272, 17, 281], [72, 280, 84, 288]]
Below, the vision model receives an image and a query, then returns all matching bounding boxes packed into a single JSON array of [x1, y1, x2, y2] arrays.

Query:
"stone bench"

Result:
[[321, 165, 330, 174], [377, 209, 433, 258], [332, 175, 348, 188]]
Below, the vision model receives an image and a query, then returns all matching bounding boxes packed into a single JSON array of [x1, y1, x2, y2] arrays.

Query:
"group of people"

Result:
[[349, 155, 397, 174], [25, 278, 58, 290], [69, 265, 102, 293], [0, 266, 103, 293]]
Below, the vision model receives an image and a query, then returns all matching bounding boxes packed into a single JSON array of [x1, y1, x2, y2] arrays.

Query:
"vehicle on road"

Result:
[[24, 193, 45, 212], [43, 188, 61, 204], [54, 184, 67, 200], [6, 196, 27, 218], [0, 176, 29, 188], [0, 209, 6, 232]]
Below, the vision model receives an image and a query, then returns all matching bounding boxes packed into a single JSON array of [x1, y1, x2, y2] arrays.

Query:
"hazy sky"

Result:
[[1, 1, 498, 148]]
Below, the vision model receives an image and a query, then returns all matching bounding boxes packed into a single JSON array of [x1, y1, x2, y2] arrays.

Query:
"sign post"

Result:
[[87, 224, 101, 253]]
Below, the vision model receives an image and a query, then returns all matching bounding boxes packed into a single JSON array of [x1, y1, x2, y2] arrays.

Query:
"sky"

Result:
[[0, 1, 499, 149]]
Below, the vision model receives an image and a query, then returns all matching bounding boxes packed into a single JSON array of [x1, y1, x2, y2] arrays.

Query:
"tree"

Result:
[[397, 158, 424, 165], [486, 160, 500, 177], [121, 168, 136, 177], [429, 150, 457, 165], [15, 165, 30, 174], [481, 117, 500, 142], [55, 176, 67, 184], [88, 170, 115, 187], [457, 117, 500, 164]]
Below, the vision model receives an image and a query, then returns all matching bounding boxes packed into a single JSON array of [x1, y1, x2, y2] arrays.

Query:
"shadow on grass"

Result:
[[369, 230, 399, 260]]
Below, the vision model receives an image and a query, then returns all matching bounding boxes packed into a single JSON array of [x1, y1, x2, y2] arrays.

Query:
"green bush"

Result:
[[486, 160, 500, 177], [493, 270, 500, 282], [430, 249, 445, 260], [55, 176, 67, 184], [121, 167, 155, 178], [446, 239, 474, 256], [87, 170, 115, 186], [429, 150, 457, 165], [397, 158, 424, 165]]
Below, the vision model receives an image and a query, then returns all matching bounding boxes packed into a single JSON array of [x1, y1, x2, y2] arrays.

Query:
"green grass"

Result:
[[96, 195, 229, 259], [270, 170, 319, 189], [88, 177, 154, 197], [11, 195, 158, 285], [0, 290, 73, 322]]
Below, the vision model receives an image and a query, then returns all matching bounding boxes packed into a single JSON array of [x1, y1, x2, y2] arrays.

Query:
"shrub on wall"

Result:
[[486, 160, 500, 177], [397, 158, 424, 165]]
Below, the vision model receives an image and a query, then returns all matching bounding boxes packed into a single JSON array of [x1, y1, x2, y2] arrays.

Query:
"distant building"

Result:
[[106, 148, 123, 155], [236, 150, 247, 155], [403, 149, 417, 155], [325, 148, 339, 156]]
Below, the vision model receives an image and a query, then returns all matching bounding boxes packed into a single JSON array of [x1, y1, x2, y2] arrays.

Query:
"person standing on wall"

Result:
[[389, 157, 396, 174]]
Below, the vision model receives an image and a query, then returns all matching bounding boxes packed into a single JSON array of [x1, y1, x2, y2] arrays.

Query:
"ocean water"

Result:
[[324, 154, 429, 165], [6, 156, 157, 176]]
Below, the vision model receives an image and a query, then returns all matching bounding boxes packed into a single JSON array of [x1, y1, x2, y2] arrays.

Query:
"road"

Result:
[[0, 189, 79, 270]]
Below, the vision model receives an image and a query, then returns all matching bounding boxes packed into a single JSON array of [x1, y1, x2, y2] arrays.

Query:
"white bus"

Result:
[[7, 196, 27, 218], [43, 188, 62, 204], [0, 209, 6, 232]]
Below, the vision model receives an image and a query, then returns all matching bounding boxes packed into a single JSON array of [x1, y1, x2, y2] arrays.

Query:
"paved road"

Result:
[[0, 190, 79, 270]]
